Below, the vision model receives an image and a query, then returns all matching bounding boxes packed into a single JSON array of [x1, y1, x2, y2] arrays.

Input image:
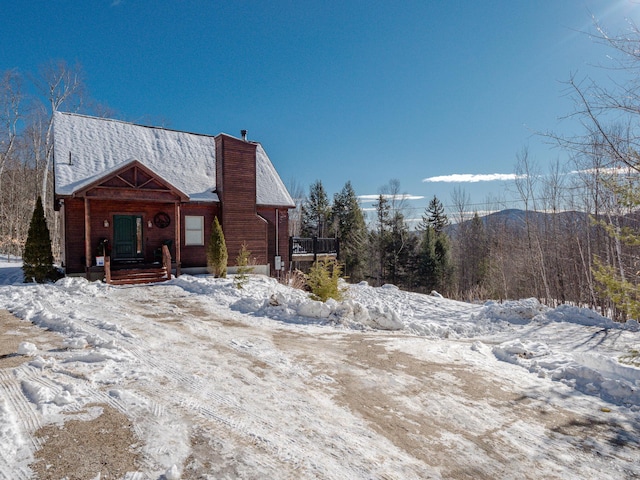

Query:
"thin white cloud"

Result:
[[358, 194, 425, 203], [569, 166, 640, 176], [422, 173, 525, 183]]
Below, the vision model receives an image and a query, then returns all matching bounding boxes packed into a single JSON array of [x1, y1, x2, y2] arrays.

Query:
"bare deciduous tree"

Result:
[[33, 60, 86, 206]]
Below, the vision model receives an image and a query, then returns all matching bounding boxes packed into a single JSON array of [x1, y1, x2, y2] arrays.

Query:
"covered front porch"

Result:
[[60, 160, 188, 283], [82, 201, 183, 284], [86, 206, 181, 264]]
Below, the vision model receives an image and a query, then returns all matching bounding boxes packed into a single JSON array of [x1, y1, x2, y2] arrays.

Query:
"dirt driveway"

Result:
[[0, 310, 139, 480], [1, 292, 638, 480]]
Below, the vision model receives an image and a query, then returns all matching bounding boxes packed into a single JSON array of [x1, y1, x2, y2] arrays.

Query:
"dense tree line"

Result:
[[293, 166, 636, 320]]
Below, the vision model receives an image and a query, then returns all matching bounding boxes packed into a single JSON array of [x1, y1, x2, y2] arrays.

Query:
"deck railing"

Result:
[[289, 236, 339, 261]]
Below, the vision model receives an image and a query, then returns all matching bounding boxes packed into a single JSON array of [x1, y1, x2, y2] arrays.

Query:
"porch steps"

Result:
[[108, 266, 168, 285]]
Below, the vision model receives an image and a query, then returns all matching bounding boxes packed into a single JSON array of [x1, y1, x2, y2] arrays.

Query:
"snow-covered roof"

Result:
[[53, 112, 294, 206]]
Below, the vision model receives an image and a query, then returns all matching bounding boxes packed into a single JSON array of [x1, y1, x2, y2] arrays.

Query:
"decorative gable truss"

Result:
[[74, 160, 189, 203]]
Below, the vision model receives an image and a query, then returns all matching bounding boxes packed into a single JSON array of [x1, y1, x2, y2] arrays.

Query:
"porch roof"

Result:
[[53, 112, 294, 207]]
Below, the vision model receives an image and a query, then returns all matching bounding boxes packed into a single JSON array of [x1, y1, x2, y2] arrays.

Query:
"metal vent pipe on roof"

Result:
[[241, 130, 247, 141]]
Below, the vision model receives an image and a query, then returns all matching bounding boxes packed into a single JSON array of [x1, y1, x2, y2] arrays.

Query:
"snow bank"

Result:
[[475, 298, 548, 325], [547, 304, 640, 331], [493, 338, 640, 407], [171, 275, 388, 329], [483, 299, 640, 407], [241, 277, 486, 335]]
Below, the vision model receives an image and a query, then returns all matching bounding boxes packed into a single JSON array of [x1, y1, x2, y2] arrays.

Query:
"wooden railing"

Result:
[[105, 255, 112, 283], [289, 236, 339, 261], [162, 244, 172, 280]]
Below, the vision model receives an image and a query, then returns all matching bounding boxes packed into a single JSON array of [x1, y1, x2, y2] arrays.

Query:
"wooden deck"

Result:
[[290, 237, 339, 262]]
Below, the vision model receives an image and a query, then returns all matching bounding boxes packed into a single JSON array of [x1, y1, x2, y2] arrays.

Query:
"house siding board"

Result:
[[228, 219, 268, 267], [259, 209, 276, 272], [63, 198, 86, 274], [180, 204, 220, 268], [85, 188, 180, 202], [279, 211, 290, 269]]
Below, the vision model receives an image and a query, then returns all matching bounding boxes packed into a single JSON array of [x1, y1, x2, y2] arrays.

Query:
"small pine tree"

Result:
[[590, 177, 640, 320], [592, 257, 640, 320], [23, 196, 58, 283], [307, 259, 345, 302], [207, 217, 227, 278], [234, 242, 254, 289]]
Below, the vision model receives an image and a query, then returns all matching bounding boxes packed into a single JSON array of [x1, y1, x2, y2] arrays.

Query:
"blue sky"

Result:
[[2, 0, 639, 223]]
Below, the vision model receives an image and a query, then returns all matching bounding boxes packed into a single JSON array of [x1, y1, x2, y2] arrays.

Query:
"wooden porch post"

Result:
[[84, 197, 92, 274], [174, 202, 181, 276]]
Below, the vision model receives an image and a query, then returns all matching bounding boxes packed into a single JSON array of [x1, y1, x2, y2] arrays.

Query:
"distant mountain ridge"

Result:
[[481, 208, 589, 225], [447, 208, 591, 233]]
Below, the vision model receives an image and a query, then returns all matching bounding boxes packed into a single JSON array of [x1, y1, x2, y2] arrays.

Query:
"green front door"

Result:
[[113, 215, 143, 261]]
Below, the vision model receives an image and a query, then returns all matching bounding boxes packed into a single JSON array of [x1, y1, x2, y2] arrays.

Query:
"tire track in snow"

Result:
[[0, 457, 30, 480], [128, 360, 264, 442], [0, 369, 40, 480], [0, 369, 42, 444], [60, 305, 294, 477], [99, 307, 330, 477], [123, 337, 388, 479], [13, 292, 276, 474]]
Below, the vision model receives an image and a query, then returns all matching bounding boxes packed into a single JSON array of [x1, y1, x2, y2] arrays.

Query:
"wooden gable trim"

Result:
[[73, 160, 190, 202]]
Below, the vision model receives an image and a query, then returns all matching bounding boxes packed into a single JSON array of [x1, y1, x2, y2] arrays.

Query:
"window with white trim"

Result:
[[185, 215, 204, 246]]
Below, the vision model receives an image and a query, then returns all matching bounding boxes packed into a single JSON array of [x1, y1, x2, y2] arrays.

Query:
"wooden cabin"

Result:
[[53, 112, 295, 283]]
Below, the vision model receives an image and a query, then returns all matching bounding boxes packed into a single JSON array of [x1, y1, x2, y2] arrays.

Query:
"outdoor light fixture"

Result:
[[148, 220, 153, 228], [103, 219, 109, 228]]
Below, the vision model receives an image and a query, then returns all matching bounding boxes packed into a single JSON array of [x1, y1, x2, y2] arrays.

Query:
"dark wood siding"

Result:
[[62, 198, 86, 274], [257, 206, 290, 273], [180, 203, 220, 268], [61, 198, 218, 273], [216, 135, 268, 266], [90, 201, 179, 262]]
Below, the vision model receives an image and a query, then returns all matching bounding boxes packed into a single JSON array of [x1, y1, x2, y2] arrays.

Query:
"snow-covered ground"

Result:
[[0, 255, 639, 479]]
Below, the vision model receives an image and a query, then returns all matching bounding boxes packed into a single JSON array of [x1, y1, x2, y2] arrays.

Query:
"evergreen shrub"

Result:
[[207, 217, 227, 278], [234, 242, 253, 289], [307, 259, 345, 302], [23, 196, 59, 283]]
